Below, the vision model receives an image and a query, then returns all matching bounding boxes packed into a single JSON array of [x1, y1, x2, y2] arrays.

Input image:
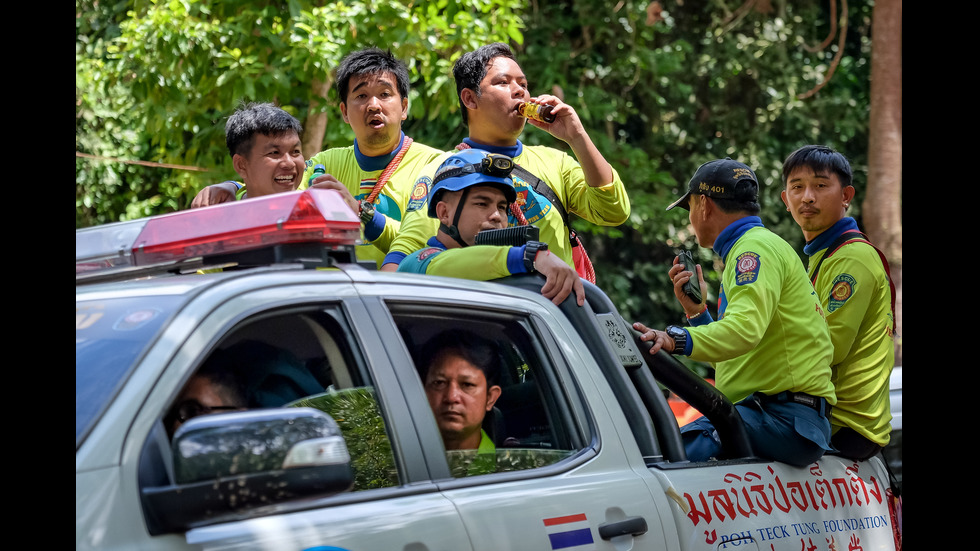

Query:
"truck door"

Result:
[[135, 286, 475, 551], [371, 287, 675, 551]]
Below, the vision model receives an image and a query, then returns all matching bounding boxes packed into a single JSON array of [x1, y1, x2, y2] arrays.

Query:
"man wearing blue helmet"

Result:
[[399, 149, 585, 306]]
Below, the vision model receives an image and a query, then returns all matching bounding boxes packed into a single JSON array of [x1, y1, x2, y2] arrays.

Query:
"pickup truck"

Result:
[[76, 189, 902, 550]]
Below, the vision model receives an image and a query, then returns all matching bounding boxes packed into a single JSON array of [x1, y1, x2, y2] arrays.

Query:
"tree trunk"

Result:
[[864, 0, 902, 365], [302, 78, 334, 160]]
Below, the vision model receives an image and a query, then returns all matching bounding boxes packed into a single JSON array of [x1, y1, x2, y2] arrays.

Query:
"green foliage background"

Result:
[[76, 0, 876, 347]]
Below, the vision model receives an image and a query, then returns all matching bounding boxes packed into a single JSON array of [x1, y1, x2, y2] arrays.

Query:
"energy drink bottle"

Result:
[[519, 102, 556, 123]]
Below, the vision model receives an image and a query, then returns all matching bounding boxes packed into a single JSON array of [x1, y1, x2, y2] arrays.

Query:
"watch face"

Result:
[[667, 326, 683, 338]]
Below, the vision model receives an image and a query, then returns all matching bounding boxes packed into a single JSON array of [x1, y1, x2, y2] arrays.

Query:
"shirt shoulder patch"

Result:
[[417, 247, 441, 262], [734, 251, 761, 285], [827, 273, 856, 312], [406, 177, 432, 212]]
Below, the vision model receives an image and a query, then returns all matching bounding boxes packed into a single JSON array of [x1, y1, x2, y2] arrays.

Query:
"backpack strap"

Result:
[[811, 230, 897, 329]]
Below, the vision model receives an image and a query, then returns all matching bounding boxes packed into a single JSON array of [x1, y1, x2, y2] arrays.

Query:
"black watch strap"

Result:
[[665, 325, 688, 355], [359, 200, 376, 224], [523, 241, 548, 272]]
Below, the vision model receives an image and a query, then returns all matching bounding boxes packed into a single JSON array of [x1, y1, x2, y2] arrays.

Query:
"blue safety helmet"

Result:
[[427, 149, 517, 218]]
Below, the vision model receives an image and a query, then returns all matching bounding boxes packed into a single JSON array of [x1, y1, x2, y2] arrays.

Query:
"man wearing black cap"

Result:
[[632, 158, 837, 467]]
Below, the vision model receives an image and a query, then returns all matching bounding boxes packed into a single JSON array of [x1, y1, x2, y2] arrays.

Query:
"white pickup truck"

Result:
[[76, 189, 902, 550]]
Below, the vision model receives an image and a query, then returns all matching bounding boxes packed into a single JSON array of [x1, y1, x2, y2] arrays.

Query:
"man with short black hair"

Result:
[[300, 48, 443, 267], [781, 144, 896, 461], [633, 158, 837, 467], [192, 101, 306, 203], [418, 329, 503, 452]]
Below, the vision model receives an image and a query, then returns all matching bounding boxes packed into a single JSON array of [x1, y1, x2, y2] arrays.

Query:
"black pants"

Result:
[[831, 427, 883, 461]]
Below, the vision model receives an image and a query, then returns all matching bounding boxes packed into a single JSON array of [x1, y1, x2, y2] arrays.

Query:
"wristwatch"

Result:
[[665, 325, 688, 355], [359, 200, 376, 224], [523, 241, 548, 272]]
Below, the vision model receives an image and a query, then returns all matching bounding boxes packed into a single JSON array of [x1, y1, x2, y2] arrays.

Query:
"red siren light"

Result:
[[76, 189, 361, 275]]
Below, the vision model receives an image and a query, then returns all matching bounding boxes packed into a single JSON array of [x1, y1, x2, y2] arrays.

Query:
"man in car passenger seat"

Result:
[[633, 157, 837, 467], [781, 145, 896, 461], [418, 329, 503, 452]]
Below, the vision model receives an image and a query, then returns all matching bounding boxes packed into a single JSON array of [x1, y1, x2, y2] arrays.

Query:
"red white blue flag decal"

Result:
[[543, 513, 595, 550]]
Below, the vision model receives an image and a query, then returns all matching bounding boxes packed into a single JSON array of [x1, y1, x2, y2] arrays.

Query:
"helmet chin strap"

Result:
[[440, 187, 472, 248]]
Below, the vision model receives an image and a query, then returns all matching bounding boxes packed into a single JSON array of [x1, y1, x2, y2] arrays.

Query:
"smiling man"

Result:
[[205, 102, 305, 201], [781, 144, 896, 462]]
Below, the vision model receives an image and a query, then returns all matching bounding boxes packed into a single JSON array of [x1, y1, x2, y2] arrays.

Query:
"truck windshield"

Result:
[[76, 295, 180, 447]]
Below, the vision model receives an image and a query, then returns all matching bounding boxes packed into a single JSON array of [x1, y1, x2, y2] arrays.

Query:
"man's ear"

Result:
[[339, 102, 349, 124], [780, 189, 790, 210], [460, 88, 479, 110], [400, 96, 409, 121], [695, 195, 711, 220], [232, 153, 249, 180], [842, 185, 856, 205], [486, 385, 502, 410], [435, 191, 460, 224], [435, 200, 452, 225]]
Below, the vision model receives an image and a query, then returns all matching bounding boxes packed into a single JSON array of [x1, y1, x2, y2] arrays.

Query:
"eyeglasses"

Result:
[[170, 400, 241, 424], [433, 153, 515, 184]]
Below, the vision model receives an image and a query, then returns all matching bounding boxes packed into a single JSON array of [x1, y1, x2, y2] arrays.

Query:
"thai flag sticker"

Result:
[[543, 513, 595, 550]]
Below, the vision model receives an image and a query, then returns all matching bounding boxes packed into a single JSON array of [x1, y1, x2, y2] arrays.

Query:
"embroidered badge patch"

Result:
[[417, 247, 440, 262], [734, 252, 761, 285], [406, 177, 431, 212], [828, 273, 856, 312], [511, 175, 552, 224]]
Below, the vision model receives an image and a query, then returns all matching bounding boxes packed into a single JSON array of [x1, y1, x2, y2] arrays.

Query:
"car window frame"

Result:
[[128, 283, 442, 530], [369, 293, 599, 487]]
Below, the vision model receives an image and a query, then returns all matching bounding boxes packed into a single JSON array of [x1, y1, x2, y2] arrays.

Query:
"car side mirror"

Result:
[[142, 407, 353, 535]]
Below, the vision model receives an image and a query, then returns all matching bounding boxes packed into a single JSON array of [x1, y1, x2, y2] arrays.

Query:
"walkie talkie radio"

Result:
[[677, 250, 703, 304]]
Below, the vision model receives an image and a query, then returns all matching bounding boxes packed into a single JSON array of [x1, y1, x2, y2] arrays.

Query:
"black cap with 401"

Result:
[[667, 157, 759, 211]]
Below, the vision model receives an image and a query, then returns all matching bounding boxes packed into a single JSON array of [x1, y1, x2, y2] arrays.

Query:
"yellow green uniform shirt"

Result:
[[300, 135, 443, 268], [805, 218, 895, 446], [384, 139, 630, 268], [688, 218, 836, 406]]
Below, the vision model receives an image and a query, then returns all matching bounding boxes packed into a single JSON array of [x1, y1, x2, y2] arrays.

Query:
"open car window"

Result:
[[141, 305, 401, 494], [388, 302, 591, 478]]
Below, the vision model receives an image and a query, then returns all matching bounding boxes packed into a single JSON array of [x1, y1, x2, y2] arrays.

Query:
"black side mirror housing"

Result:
[[141, 407, 353, 535]]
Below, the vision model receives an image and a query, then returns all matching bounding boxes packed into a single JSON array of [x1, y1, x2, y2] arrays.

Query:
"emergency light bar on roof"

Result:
[[76, 189, 361, 279]]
